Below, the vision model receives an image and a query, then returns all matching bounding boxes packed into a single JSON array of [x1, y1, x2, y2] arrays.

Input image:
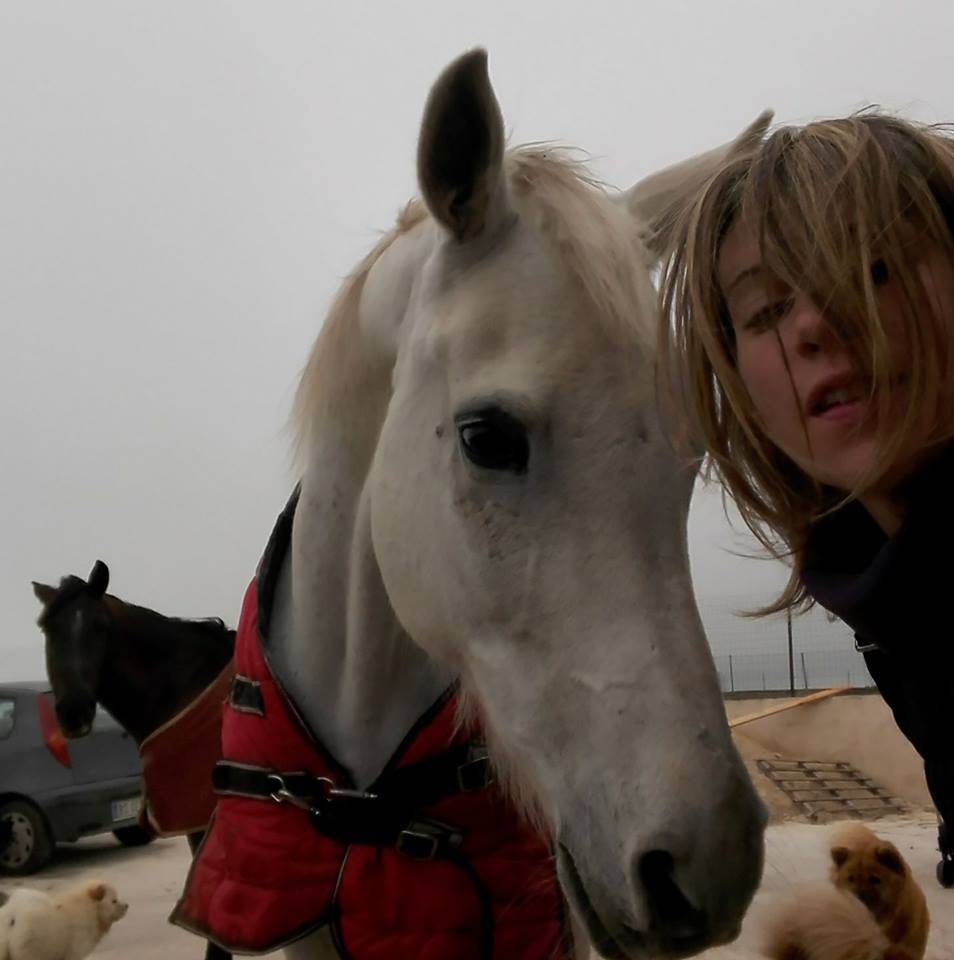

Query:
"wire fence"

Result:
[[712, 648, 874, 694], [698, 594, 875, 694]]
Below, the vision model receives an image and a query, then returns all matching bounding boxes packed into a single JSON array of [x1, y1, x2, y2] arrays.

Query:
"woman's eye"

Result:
[[870, 258, 889, 285], [744, 298, 793, 332]]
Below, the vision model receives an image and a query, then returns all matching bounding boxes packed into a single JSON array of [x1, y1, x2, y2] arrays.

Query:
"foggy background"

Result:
[[5, 0, 948, 687]]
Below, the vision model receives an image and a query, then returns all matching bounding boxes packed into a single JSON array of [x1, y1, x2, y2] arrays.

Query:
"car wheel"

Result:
[[0, 799, 53, 875], [112, 824, 154, 847]]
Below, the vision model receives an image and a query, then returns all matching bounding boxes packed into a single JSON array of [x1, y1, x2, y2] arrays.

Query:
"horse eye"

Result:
[[456, 408, 529, 474]]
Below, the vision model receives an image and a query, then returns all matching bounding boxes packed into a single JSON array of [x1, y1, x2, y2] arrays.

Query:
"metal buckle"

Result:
[[327, 787, 379, 801], [395, 819, 460, 861], [266, 772, 379, 820], [266, 773, 333, 812], [396, 827, 441, 861], [456, 749, 492, 793]]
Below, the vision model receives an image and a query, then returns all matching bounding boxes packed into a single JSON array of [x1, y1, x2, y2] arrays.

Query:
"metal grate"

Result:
[[756, 759, 906, 822]]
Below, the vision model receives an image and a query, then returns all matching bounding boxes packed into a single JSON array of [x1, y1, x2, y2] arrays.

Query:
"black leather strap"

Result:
[[211, 744, 492, 853]]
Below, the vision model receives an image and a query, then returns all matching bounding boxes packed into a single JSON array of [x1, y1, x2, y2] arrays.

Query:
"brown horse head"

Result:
[[33, 560, 111, 737]]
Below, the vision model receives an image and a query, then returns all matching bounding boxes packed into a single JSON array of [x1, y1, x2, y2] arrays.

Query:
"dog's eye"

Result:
[[869, 875, 881, 885]]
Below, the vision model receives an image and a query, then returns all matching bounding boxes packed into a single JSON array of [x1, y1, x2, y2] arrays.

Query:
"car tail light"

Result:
[[37, 694, 71, 768]]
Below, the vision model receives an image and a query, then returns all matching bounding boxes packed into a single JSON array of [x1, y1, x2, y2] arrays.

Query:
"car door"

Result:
[[66, 706, 142, 784]]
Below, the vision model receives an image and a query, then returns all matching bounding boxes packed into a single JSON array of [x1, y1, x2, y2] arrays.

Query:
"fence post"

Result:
[[786, 608, 795, 695]]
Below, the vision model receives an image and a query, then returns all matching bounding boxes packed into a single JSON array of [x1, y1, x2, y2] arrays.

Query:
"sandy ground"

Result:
[[1, 814, 951, 959]]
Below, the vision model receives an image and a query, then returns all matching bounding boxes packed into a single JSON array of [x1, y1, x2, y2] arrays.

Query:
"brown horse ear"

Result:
[[88, 882, 107, 901], [831, 846, 851, 867], [87, 561, 109, 597], [875, 844, 905, 875], [32, 582, 57, 606]]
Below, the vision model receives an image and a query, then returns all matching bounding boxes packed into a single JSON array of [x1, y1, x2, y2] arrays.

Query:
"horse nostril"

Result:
[[56, 699, 92, 736], [637, 849, 708, 942]]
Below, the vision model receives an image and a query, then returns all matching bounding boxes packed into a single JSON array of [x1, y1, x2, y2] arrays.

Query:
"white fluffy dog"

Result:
[[0, 879, 128, 960]]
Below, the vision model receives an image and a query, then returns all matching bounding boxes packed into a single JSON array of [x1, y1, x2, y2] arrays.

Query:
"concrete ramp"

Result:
[[724, 691, 934, 813], [755, 758, 906, 822]]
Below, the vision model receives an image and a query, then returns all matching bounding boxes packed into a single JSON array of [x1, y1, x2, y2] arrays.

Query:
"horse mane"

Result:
[[38, 577, 234, 645], [507, 146, 655, 348], [36, 575, 87, 627], [291, 146, 655, 458], [105, 598, 235, 643]]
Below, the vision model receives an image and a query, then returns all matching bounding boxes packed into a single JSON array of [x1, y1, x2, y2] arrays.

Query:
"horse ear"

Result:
[[622, 109, 773, 262], [417, 48, 510, 243], [87, 560, 109, 596], [32, 581, 57, 606]]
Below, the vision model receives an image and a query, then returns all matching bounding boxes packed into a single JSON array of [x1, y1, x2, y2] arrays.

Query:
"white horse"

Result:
[[269, 50, 767, 959]]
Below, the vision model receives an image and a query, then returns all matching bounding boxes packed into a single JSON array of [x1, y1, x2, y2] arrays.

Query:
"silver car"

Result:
[[0, 681, 149, 874]]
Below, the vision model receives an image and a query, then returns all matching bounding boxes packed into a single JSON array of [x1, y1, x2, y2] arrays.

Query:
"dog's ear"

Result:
[[875, 844, 905, 875], [830, 846, 851, 867], [88, 883, 107, 901]]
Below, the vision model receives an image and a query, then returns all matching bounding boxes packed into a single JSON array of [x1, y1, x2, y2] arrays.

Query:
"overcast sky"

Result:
[[3, 1, 951, 681]]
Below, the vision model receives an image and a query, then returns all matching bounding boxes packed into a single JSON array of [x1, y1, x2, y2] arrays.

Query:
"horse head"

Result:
[[289, 50, 767, 957], [32, 560, 111, 738]]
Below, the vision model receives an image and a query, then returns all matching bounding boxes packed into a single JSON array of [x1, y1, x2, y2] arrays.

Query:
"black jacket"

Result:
[[801, 447, 954, 825]]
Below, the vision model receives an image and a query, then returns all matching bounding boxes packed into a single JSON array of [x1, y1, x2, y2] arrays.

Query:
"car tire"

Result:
[[0, 799, 53, 875], [112, 824, 154, 847]]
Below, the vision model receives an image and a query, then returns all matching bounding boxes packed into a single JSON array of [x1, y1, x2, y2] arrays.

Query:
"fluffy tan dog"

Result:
[[829, 822, 929, 960], [0, 879, 128, 960], [762, 884, 890, 960], [761, 823, 930, 960]]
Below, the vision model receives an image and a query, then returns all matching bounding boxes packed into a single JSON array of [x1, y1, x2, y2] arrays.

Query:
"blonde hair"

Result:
[[660, 112, 954, 611]]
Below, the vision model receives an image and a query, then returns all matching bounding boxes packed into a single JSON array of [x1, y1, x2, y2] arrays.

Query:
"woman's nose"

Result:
[[784, 294, 834, 357]]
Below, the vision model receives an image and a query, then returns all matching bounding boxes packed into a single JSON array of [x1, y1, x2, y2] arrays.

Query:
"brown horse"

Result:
[[33, 560, 234, 960]]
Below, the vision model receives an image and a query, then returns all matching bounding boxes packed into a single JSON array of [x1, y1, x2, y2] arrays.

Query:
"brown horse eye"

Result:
[[456, 408, 529, 474]]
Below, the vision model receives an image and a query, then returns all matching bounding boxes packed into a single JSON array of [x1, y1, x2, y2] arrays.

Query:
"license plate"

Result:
[[110, 797, 140, 822]]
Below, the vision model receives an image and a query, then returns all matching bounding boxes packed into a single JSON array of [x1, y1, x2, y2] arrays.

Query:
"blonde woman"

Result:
[[659, 112, 954, 886]]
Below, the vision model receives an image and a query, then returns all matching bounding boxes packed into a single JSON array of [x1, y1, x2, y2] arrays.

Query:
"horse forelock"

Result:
[[290, 149, 654, 462], [37, 575, 90, 628], [507, 146, 656, 351]]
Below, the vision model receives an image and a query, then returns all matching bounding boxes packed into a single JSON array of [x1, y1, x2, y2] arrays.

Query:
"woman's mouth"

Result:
[[810, 384, 865, 420], [812, 389, 863, 420]]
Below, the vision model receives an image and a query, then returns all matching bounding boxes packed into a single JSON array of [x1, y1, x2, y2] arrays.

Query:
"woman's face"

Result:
[[718, 219, 954, 495]]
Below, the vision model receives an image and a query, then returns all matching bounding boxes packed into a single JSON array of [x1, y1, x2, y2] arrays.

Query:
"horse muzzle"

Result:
[[55, 699, 95, 739]]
